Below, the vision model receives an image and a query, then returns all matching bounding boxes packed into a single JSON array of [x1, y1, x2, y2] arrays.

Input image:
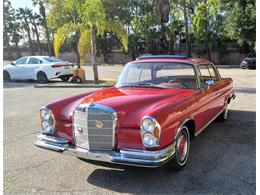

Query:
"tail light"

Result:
[[51, 65, 63, 68]]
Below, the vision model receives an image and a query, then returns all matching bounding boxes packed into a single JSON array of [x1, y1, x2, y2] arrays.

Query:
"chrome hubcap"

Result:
[[177, 131, 188, 162]]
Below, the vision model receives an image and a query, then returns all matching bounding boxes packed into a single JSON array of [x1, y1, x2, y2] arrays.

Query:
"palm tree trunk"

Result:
[[39, 1, 52, 56], [15, 41, 21, 58], [91, 27, 99, 84], [33, 24, 41, 54], [25, 24, 33, 55], [183, 0, 191, 57]]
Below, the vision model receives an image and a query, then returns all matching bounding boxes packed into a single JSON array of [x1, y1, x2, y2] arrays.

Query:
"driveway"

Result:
[[3, 67, 255, 194]]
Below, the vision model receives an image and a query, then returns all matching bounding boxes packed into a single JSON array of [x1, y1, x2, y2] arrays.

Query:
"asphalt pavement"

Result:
[[3, 67, 256, 194]]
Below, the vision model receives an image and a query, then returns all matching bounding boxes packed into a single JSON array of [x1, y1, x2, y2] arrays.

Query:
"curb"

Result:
[[216, 65, 240, 68]]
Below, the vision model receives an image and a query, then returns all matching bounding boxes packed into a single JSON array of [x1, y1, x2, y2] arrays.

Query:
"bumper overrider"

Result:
[[35, 134, 176, 168]]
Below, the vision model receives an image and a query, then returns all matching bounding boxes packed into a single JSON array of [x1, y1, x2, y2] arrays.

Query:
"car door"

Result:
[[26, 57, 40, 79], [197, 64, 223, 124], [10, 57, 28, 79]]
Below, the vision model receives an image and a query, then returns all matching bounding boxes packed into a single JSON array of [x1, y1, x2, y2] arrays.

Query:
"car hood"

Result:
[[48, 87, 195, 128], [79, 87, 194, 128]]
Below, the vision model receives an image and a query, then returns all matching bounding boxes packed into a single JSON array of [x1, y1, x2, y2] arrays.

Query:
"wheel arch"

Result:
[[175, 118, 196, 141]]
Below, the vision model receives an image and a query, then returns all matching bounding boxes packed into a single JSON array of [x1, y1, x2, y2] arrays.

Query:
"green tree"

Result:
[[224, 0, 255, 50], [192, 0, 221, 60], [49, 0, 128, 83]]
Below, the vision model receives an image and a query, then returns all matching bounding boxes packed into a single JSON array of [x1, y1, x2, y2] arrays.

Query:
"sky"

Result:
[[9, 0, 39, 13]]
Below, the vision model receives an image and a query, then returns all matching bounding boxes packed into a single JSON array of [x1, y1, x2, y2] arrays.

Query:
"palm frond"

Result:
[[106, 21, 128, 52], [78, 28, 91, 65]]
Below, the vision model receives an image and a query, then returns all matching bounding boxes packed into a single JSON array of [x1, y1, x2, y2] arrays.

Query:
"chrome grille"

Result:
[[73, 104, 117, 151]]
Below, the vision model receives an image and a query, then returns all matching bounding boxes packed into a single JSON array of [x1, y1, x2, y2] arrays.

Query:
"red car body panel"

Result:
[[43, 58, 234, 152]]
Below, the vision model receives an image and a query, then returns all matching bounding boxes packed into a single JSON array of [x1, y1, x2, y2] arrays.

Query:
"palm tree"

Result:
[[52, 0, 128, 83], [10, 21, 22, 58], [154, 0, 170, 24], [28, 11, 42, 54], [16, 7, 34, 55], [32, 0, 53, 56], [154, 0, 191, 57]]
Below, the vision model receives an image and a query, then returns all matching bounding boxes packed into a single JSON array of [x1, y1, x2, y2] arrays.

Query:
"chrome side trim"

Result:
[[195, 109, 223, 136], [35, 134, 176, 168]]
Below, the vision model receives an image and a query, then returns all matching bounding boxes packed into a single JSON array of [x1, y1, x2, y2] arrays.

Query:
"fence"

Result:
[[3, 43, 247, 65]]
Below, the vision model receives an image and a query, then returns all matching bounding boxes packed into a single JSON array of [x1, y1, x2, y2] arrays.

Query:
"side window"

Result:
[[207, 65, 218, 81], [28, 57, 40, 64], [16, 57, 28, 65], [198, 64, 219, 84]]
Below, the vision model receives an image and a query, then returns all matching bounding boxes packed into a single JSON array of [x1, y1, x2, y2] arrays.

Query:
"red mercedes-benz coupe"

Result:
[[35, 55, 235, 170]]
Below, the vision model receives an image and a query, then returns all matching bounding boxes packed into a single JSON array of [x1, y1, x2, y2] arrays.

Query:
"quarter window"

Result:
[[198, 64, 219, 84]]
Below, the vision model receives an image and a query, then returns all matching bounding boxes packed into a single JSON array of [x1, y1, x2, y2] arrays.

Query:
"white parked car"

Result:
[[3, 56, 75, 83]]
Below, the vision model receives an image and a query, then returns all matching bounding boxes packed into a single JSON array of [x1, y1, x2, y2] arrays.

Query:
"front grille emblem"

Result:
[[95, 120, 104, 128]]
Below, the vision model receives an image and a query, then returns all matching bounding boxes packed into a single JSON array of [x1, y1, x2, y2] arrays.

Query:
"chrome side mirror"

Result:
[[205, 80, 214, 90], [11, 61, 16, 65]]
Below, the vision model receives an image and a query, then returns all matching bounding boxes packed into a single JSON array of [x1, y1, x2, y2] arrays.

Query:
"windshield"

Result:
[[116, 62, 198, 89], [43, 57, 64, 62]]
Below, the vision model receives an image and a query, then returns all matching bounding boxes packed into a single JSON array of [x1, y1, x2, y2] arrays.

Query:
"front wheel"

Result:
[[3, 71, 11, 82], [37, 72, 48, 84], [167, 125, 190, 171]]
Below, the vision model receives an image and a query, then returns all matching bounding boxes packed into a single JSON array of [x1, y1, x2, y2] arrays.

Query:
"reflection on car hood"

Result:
[[79, 87, 195, 127]]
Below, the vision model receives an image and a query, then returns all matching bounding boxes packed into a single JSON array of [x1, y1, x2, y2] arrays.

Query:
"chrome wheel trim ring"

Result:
[[176, 126, 190, 166]]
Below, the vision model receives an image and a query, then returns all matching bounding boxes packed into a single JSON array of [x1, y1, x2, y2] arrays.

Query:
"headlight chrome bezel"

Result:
[[40, 107, 55, 134], [140, 116, 161, 148]]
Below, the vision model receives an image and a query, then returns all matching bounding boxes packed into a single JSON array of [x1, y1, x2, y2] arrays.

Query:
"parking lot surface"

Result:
[[4, 67, 255, 194]]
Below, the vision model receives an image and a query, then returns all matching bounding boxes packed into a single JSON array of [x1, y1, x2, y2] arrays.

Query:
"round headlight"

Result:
[[142, 118, 155, 132], [143, 133, 157, 147], [40, 107, 55, 134]]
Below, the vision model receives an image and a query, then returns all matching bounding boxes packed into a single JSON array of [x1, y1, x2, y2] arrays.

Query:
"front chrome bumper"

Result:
[[35, 134, 176, 168]]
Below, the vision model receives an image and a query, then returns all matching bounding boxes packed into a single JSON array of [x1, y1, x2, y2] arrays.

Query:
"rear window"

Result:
[[43, 57, 63, 62]]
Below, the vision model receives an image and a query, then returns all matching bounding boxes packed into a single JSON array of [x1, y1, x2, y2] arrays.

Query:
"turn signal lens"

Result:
[[153, 127, 160, 138]]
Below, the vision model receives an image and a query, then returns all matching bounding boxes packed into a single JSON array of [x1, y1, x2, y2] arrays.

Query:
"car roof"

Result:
[[133, 55, 212, 66], [19, 56, 60, 59]]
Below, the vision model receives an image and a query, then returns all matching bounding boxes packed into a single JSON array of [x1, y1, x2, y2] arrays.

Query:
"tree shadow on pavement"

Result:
[[86, 109, 255, 194]]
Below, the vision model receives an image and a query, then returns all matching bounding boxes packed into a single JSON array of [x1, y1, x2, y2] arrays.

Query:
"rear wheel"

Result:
[[37, 72, 48, 84], [217, 101, 229, 122], [60, 75, 71, 81], [167, 125, 190, 171], [3, 71, 11, 82]]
